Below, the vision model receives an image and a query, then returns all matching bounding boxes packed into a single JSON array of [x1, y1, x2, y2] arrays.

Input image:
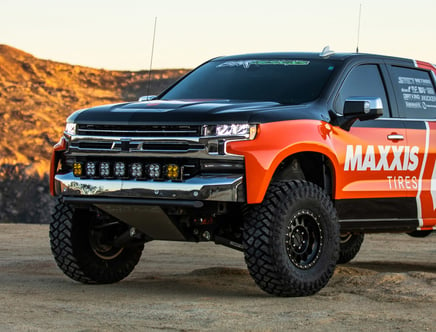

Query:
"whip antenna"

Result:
[[356, 4, 362, 53], [146, 17, 157, 95]]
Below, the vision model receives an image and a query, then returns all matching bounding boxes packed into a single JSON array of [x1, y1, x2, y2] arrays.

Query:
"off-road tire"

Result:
[[337, 233, 364, 264], [50, 198, 144, 284], [243, 180, 340, 297]]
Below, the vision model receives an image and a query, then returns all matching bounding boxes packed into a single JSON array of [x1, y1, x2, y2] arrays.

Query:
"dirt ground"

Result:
[[0, 224, 435, 331]]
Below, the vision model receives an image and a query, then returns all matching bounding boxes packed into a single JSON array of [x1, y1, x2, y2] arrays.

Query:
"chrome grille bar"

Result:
[[77, 124, 201, 137]]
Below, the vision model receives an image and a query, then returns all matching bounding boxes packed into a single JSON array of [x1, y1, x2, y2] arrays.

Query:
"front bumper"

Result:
[[53, 173, 245, 202]]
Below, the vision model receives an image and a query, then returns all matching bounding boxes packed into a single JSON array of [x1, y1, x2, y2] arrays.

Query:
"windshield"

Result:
[[160, 58, 338, 105]]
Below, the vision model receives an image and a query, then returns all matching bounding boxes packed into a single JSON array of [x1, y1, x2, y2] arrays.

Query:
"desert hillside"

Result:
[[0, 44, 188, 174], [0, 44, 188, 222]]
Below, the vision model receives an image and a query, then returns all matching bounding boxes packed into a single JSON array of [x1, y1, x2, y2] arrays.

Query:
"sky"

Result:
[[1, 0, 436, 71]]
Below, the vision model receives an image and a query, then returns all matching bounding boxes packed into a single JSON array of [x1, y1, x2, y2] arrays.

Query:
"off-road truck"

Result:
[[50, 48, 436, 296]]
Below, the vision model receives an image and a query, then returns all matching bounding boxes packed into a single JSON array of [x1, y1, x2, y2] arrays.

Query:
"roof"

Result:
[[210, 51, 416, 64]]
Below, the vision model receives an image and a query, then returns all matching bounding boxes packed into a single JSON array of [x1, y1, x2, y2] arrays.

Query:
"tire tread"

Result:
[[243, 180, 339, 296], [49, 198, 143, 284]]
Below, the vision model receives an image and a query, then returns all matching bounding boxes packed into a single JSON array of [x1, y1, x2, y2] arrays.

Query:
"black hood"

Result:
[[68, 99, 329, 125]]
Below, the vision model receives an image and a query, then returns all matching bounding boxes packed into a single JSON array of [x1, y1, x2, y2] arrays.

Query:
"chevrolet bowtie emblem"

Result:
[[120, 139, 131, 151], [111, 139, 132, 151]]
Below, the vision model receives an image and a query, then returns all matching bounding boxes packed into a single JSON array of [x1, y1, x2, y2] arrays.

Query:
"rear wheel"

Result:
[[243, 180, 340, 297], [49, 198, 144, 284], [337, 233, 364, 264], [407, 230, 433, 238]]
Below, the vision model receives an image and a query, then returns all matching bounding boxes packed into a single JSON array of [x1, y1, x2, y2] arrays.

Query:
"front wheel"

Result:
[[49, 198, 144, 284], [243, 180, 340, 297]]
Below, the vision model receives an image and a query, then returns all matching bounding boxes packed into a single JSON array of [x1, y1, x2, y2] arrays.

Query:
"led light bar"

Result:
[[71, 160, 187, 180]]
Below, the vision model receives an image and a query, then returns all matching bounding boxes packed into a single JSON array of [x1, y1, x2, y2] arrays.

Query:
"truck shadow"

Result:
[[123, 267, 265, 298], [346, 261, 436, 273]]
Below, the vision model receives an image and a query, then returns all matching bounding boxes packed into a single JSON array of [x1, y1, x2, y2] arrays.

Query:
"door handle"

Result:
[[387, 134, 404, 141]]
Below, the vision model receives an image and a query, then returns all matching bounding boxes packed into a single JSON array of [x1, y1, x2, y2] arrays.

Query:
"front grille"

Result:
[[77, 124, 202, 137], [77, 142, 113, 150], [70, 141, 205, 153]]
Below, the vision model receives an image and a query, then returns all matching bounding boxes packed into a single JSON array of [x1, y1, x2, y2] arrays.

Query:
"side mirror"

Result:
[[340, 97, 383, 130], [138, 95, 157, 102]]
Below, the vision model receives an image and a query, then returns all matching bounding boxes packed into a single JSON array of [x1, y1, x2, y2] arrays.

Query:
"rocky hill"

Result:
[[0, 44, 188, 174], [0, 44, 188, 222]]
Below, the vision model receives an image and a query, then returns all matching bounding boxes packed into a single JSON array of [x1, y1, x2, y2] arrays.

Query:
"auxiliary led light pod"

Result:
[[86, 161, 96, 177], [166, 164, 180, 180], [99, 162, 110, 177], [114, 162, 126, 177], [148, 164, 161, 179], [130, 163, 143, 178], [73, 162, 82, 177]]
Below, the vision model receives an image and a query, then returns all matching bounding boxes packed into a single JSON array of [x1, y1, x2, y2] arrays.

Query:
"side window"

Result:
[[335, 64, 390, 117], [389, 66, 436, 119]]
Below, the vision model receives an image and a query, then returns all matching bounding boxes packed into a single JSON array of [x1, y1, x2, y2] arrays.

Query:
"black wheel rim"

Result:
[[285, 209, 323, 269], [90, 239, 124, 260], [89, 223, 124, 260]]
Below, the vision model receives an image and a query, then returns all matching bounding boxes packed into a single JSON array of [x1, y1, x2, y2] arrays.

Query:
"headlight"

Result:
[[204, 124, 257, 140], [217, 124, 249, 136], [65, 123, 76, 136]]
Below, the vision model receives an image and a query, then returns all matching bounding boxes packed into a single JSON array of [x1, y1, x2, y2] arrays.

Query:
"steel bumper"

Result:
[[54, 173, 245, 202]]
